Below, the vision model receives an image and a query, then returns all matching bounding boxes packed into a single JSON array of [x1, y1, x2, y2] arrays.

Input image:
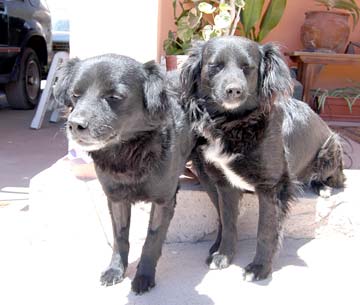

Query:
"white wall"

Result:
[[68, 0, 159, 62]]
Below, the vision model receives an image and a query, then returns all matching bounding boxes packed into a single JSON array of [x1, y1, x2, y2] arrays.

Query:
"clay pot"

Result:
[[300, 11, 350, 53], [165, 55, 188, 71]]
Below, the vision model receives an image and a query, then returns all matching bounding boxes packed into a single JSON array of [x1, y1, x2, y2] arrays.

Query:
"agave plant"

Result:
[[163, 0, 287, 55], [240, 0, 287, 42], [315, 0, 360, 29]]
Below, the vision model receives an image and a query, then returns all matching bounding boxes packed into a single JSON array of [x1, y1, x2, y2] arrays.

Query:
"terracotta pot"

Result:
[[318, 97, 360, 122], [165, 55, 188, 71], [300, 11, 350, 53]]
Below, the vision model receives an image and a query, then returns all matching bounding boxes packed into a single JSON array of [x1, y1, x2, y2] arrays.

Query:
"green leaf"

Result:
[[214, 11, 232, 29], [219, 3, 232, 11], [240, 0, 264, 36], [164, 33, 180, 55], [177, 16, 194, 42], [172, 0, 177, 19], [188, 12, 202, 29], [175, 8, 191, 24], [258, 0, 287, 42], [213, 29, 223, 37], [178, 28, 194, 43], [198, 2, 216, 14]]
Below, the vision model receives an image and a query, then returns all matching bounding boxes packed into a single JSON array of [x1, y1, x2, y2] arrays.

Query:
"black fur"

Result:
[[181, 36, 345, 281], [54, 54, 194, 294]]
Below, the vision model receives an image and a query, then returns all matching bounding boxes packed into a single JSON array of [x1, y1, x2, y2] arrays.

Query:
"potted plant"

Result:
[[313, 82, 360, 121], [163, 0, 287, 70], [163, 0, 246, 70], [300, 0, 360, 53], [163, 1, 195, 70]]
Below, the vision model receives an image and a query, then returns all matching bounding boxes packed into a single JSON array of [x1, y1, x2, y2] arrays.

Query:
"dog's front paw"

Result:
[[131, 274, 155, 294], [100, 267, 125, 286], [206, 252, 231, 270], [243, 262, 272, 282]]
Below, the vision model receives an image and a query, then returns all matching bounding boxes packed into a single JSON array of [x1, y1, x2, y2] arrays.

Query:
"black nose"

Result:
[[225, 84, 243, 99], [68, 117, 88, 132]]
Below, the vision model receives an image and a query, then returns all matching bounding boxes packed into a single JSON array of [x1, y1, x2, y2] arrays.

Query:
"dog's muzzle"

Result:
[[220, 83, 248, 110], [67, 114, 117, 152]]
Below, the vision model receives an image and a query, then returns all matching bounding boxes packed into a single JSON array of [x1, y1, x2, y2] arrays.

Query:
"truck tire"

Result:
[[5, 48, 42, 110]]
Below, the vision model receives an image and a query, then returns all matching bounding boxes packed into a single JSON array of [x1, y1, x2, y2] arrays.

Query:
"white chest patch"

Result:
[[202, 138, 255, 192]]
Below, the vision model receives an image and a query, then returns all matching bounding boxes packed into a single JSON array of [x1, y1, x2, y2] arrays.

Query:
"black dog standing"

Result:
[[54, 55, 194, 294], [181, 36, 345, 281]]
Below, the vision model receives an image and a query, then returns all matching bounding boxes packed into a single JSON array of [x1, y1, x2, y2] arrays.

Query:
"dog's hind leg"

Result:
[[207, 185, 242, 270], [310, 133, 346, 198], [100, 200, 131, 286], [131, 200, 175, 294], [243, 181, 291, 281]]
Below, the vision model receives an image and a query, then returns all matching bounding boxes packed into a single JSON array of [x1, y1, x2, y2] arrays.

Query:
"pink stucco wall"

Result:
[[158, 0, 360, 55], [158, 0, 360, 88]]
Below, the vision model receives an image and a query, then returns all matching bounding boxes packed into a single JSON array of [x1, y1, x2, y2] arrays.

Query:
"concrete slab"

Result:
[[0, 103, 67, 207], [1, 170, 360, 305], [1, 156, 359, 305]]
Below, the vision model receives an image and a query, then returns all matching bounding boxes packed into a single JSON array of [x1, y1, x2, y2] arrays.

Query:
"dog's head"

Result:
[[181, 36, 293, 113], [54, 54, 167, 152]]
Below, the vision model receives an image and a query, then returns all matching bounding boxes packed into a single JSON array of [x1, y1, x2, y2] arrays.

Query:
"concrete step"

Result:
[[29, 159, 360, 245]]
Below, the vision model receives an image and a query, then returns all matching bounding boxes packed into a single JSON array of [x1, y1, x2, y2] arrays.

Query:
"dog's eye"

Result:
[[105, 95, 124, 103], [71, 93, 81, 100], [208, 63, 224, 74], [241, 64, 254, 74]]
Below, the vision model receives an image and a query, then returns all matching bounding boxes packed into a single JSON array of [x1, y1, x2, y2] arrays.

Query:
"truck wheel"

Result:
[[5, 48, 42, 110]]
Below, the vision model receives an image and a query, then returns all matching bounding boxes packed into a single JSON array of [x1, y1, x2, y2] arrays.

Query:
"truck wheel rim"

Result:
[[25, 59, 40, 100]]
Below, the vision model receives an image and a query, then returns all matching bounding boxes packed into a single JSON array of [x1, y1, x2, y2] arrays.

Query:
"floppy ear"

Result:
[[53, 58, 80, 107], [180, 40, 205, 98], [143, 60, 168, 117], [259, 43, 293, 100]]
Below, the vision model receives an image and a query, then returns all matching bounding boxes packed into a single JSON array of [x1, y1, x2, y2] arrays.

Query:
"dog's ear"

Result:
[[143, 61, 168, 117], [53, 58, 80, 107], [259, 43, 293, 99], [180, 41, 205, 98]]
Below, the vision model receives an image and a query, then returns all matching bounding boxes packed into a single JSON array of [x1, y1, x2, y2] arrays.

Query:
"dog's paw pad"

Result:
[[131, 274, 155, 294], [243, 263, 271, 282], [100, 267, 124, 286], [206, 252, 231, 270]]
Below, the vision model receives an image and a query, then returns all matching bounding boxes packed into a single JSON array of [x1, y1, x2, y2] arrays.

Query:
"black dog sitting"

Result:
[[181, 36, 345, 281], [54, 54, 194, 294]]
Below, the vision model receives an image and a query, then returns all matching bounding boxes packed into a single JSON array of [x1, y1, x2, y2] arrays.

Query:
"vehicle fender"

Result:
[[9, 32, 48, 82]]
